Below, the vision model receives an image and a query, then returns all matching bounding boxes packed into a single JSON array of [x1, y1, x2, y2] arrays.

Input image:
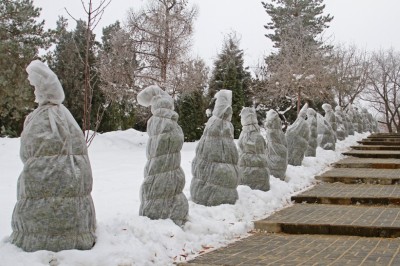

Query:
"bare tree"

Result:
[[126, 0, 197, 96], [331, 45, 370, 108], [66, 0, 111, 145], [362, 49, 400, 132]]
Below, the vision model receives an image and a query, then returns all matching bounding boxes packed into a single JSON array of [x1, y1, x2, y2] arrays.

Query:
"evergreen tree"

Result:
[[175, 58, 209, 141], [0, 0, 51, 136], [260, 0, 334, 118], [176, 90, 207, 142], [97, 21, 137, 132], [209, 34, 251, 138]]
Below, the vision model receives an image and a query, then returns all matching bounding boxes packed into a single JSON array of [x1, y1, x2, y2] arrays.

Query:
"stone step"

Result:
[[357, 140, 400, 145], [363, 138, 400, 142], [254, 204, 400, 237], [343, 150, 400, 159], [292, 183, 400, 205], [181, 234, 400, 266], [369, 133, 400, 138], [315, 168, 400, 184], [333, 158, 400, 169], [351, 145, 400, 151]]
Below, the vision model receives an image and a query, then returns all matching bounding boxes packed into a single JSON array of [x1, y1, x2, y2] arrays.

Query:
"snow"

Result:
[[0, 128, 368, 265]]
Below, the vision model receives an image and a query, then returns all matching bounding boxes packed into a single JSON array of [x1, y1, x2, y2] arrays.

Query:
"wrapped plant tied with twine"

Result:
[[137, 85, 188, 226], [11, 60, 96, 252]]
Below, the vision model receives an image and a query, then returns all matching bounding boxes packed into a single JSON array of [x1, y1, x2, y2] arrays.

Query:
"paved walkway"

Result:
[[179, 133, 400, 266]]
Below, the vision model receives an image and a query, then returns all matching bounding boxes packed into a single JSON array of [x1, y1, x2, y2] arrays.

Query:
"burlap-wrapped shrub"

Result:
[[322, 103, 337, 139], [11, 60, 96, 252], [317, 113, 336, 151], [305, 108, 318, 157], [362, 108, 372, 132], [334, 106, 346, 141], [286, 104, 310, 166], [238, 107, 270, 191], [137, 85, 188, 226], [190, 90, 239, 206], [265, 109, 287, 180]]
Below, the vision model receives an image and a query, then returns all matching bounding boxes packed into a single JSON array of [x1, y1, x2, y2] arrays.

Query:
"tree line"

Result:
[[1, 0, 399, 140]]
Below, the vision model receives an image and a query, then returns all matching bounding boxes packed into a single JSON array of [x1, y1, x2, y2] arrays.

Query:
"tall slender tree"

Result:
[[0, 0, 51, 136], [209, 34, 251, 138], [260, 0, 334, 116]]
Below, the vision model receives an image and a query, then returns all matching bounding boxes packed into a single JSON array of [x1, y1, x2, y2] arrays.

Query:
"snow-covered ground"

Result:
[[0, 129, 367, 266]]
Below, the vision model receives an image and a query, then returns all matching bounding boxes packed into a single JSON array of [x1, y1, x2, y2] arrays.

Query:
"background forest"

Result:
[[1, 0, 399, 140]]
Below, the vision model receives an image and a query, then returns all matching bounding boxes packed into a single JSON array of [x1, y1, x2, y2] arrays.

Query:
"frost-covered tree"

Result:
[[265, 109, 288, 180], [126, 0, 197, 95], [261, 0, 334, 113], [209, 33, 252, 138], [0, 0, 51, 136], [286, 103, 310, 166], [11, 60, 96, 252], [191, 90, 239, 206], [137, 85, 188, 226], [238, 107, 270, 191]]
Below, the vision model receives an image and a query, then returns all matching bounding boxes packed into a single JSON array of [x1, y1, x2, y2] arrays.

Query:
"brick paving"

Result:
[[180, 134, 400, 265], [333, 158, 400, 169], [315, 168, 400, 184], [180, 234, 400, 266], [292, 183, 400, 205]]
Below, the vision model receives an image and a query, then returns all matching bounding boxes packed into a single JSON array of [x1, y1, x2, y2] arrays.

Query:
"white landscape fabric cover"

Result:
[[334, 106, 346, 141], [137, 85, 188, 226], [11, 60, 96, 252], [362, 108, 371, 132], [322, 103, 337, 139], [238, 107, 270, 191], [264, 109, 288, 180], [354, 107, 364, 133], [190, 90, 239, 206], [305, 108, 318, 157], [344, 106, 355, 136], [286, 103, 310, 166], [317, 113, 336, 150]]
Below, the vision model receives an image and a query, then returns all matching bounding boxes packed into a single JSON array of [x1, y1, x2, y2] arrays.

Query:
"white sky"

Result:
[[34, 0, 400, 69]]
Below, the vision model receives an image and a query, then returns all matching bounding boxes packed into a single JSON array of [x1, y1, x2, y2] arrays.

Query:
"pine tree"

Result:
[[0, 0, 51, 136], [209, 34, 251, 138], [261, 0, 334, 117]]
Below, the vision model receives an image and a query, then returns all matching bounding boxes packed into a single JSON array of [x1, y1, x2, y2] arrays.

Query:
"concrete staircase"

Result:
[[181, 133, 400, 265]]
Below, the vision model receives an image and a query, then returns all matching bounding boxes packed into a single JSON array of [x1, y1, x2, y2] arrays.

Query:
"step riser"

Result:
[[352, 146, 400, 151], [291, 196, 400, 205], [342, 153, 400, 159], [358, 141, 400, 145], [254, 223, 400, 238], [334, 163, 400, 169], [315, 176, 400, 185]]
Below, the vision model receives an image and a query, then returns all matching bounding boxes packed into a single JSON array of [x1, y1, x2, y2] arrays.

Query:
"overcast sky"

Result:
[[34, 0, 400, 69]]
